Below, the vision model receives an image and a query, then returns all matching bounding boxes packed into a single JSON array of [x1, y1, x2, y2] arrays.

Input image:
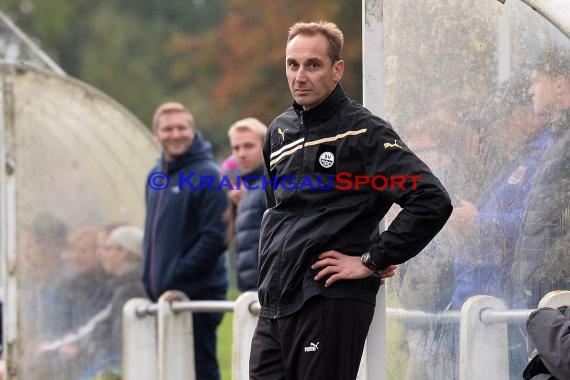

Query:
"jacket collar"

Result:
[[552, 108, 570, 138], [293, 84, 348, 124]]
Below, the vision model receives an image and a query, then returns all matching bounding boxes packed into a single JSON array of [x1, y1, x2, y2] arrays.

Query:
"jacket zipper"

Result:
[[274, 112, 306, 319], [298, 111, 307, 190]]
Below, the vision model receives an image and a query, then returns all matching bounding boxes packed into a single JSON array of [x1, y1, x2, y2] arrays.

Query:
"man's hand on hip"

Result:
[[311, 250, 397, 288]]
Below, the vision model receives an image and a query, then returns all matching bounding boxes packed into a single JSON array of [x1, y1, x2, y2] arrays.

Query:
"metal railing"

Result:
[[123, 290, 570, 380], [123, 291, 260, 380]]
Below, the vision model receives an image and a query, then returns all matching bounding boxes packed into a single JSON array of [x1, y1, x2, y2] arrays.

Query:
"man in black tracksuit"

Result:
[[249, 21, 453, 380]]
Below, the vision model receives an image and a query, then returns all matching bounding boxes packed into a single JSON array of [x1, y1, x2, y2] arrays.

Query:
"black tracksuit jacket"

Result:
[[258, 85, 453, 319]]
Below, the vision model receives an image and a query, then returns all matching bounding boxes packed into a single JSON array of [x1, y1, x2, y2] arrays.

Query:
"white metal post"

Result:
[[531, 290, 570, 369], [157, 290, 195, 380], [231, 292, 259, 380], [496, 1, 512, 84], [1, 69, 18, 380], [123, 298, 157, 380], [460, 295, 509, 380], [538, 290, 570, 309], [362, 1, 387, 379]]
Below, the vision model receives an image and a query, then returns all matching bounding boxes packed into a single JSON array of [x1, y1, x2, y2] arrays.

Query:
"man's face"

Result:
[[529, 70, 558, 116], [61, 238, 98, 274], [230, 129, 264, 174], [99, 241, 128, 276], [20, 230, 44, 271], [154, 111, 196, 160], [285, 33, 344, 111], [506, 104, 545, 141]]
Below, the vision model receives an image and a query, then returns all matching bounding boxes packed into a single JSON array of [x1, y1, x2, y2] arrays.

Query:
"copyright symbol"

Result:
[[148, 172, 169, 190]]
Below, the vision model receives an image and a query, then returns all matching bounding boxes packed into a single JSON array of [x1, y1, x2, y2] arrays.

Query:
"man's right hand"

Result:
[[448, 199, 478, 233]]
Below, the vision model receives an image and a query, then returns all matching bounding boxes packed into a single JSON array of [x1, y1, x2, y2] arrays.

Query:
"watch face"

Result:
[[361, 252, 376, 271]]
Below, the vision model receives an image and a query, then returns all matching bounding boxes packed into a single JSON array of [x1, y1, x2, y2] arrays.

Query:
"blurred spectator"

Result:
[[227, 118, 267, 292], [39, 226, 147, 380], [20, 214, 68, 379], [96, 222, 127, 262], [511, 46, 570, 310], [220, 154, 241, 245], [57, 228, 113, 335], [221, 154, 242, 206], [449, 73, 549, 309], [396, 108, 470, 379], [446, 73, 549, 378], [84, 225, 147, 378], [21, 214, 68, 335], [220, 155, 240, 290], [56, 228, 113, 377], [396, 76, 548, 378], [143, 102, 228, 380], [99, 226, 146, 348]]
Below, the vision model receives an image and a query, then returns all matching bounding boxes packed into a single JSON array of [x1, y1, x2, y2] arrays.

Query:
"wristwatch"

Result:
[[361, 251, 378, 271]]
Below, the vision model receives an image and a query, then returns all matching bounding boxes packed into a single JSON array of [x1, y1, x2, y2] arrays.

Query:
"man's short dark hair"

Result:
[[287, 21, 344, 64], [28, 213, 67, 248], [533, 46, 570, 80], [152, 102, 195, 131]]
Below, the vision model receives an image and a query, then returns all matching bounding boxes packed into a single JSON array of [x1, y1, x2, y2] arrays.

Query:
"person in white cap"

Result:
[[103, 226, 144, 276], [95, 226, 147, 360], [39, 225, 147, 378]]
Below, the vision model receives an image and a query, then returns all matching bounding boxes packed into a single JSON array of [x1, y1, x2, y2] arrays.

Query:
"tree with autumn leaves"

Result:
[[2, 0, 363, 156], [165, 0, 363, 154]]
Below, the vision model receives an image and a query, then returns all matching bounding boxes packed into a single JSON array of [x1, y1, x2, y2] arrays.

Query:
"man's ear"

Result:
[[333, 60, 345, 82]]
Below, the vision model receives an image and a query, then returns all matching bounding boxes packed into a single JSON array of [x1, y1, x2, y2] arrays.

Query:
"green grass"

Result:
[[387, 317, 408, 379], [218, 287, 239, 380], [386, 290, 409, 379]]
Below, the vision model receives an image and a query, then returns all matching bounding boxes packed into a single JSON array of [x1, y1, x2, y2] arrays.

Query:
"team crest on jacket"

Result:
[[319, 152, 334, 168], [314, 144, 337, 174], [508, 165, 527, 185]]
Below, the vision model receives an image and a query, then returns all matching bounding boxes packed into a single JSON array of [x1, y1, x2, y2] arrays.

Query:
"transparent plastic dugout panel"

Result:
[[0, 65, 159, 379], [382, 1, 570, 379]]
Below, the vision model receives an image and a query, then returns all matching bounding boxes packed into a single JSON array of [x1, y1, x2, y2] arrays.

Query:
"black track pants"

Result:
[[249, 296, 375, 380]]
